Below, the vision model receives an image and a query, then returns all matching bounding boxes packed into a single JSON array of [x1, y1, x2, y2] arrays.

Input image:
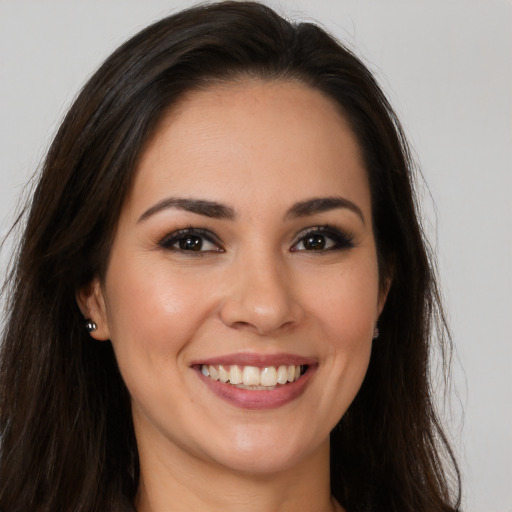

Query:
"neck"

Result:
[[134, 435, 344, 512]]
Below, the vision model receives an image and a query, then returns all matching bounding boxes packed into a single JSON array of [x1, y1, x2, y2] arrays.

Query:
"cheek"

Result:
[[103, 257, 216, 365], [302, 258, 378, 411], [101, 258, 219, 428], [302, 257, 380, 344]]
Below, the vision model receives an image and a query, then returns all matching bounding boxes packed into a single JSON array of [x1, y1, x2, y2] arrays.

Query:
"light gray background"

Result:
[[1, 1, 511, 510]]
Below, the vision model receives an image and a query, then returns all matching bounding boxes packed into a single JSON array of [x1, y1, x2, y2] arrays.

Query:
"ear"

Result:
[[76, 277, 111, 341]]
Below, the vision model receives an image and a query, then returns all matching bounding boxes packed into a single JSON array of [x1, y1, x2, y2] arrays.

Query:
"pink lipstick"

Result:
[[192, 352, 317, 410]]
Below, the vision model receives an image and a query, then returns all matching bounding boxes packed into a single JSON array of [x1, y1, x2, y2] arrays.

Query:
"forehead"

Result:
[[125, 79, 370, 219]]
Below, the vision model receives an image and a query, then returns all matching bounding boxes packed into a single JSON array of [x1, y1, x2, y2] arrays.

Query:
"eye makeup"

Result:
[[291, 225, 355, 252], [158, 227, 224, 253]]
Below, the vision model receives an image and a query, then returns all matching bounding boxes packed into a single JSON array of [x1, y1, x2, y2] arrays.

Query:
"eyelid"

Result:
[[158, 227, 224, 252], [290, 225, 355, 252]]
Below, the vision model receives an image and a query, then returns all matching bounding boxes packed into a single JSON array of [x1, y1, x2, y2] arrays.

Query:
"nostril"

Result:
[[231, 321, 253, 330], [219, 290, 305, 336]]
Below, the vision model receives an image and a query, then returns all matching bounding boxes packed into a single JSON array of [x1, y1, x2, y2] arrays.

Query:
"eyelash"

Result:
[[157, 225, 354, 254], [158, 228, 224, 253], [290, 225, 355, 253]]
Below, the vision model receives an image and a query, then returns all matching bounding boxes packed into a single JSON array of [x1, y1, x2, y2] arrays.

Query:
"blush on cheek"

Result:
[[323, 299, 376, 345]]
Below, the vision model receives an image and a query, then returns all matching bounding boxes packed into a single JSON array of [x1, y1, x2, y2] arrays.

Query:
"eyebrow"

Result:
[[138, 195, 364, 224], [138, 197, 235, 222], [285, 196, 365, 223]]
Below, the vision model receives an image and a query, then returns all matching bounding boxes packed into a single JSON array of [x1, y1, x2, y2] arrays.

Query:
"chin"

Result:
[[202, 424, 328, 476]]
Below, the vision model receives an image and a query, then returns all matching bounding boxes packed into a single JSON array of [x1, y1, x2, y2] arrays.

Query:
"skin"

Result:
[[79, 80, 388, 512]]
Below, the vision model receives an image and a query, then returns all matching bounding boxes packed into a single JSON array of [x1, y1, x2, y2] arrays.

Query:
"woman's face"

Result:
[[84, 80, 386, 475]]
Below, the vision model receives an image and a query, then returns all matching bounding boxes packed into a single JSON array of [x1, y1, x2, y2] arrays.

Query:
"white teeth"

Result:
[[277, 365, 288, 384], [229, 365, 243, 385], [243, 366, 260, 386], [260, 366, 277, 386], [218, 365, 229, 383], [200, 364, 305, 388], [208, 365, 219, 380]]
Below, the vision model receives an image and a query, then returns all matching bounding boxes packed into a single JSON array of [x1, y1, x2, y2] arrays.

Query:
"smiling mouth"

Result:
[[200, 364, 307, 389]]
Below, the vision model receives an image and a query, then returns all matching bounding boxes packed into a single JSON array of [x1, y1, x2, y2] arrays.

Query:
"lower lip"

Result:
[[196, 366, 316, 410]]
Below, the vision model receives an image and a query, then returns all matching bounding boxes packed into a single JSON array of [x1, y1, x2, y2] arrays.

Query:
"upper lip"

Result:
[[191, 352, 317, 367]]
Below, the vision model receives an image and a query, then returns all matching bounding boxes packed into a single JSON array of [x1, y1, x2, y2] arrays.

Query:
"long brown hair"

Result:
[[0, 2, 461, 511]]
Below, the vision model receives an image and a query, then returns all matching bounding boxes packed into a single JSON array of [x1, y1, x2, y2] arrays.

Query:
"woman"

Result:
[[0, 2, 461, 511]]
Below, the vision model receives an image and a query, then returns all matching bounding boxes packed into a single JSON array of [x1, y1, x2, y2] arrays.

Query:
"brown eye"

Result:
[[178, 235, 204, 251], [291, 226, 354, 252], [302, 234, 328, 251], [159, 228, 223, 253]]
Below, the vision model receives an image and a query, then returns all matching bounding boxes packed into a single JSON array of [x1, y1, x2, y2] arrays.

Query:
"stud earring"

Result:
[[84, 319, 97, 334], [373, 326, 379, 339]]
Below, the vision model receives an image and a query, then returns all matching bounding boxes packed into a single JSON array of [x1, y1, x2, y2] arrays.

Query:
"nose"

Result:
[[219, 253, 305, 336]]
